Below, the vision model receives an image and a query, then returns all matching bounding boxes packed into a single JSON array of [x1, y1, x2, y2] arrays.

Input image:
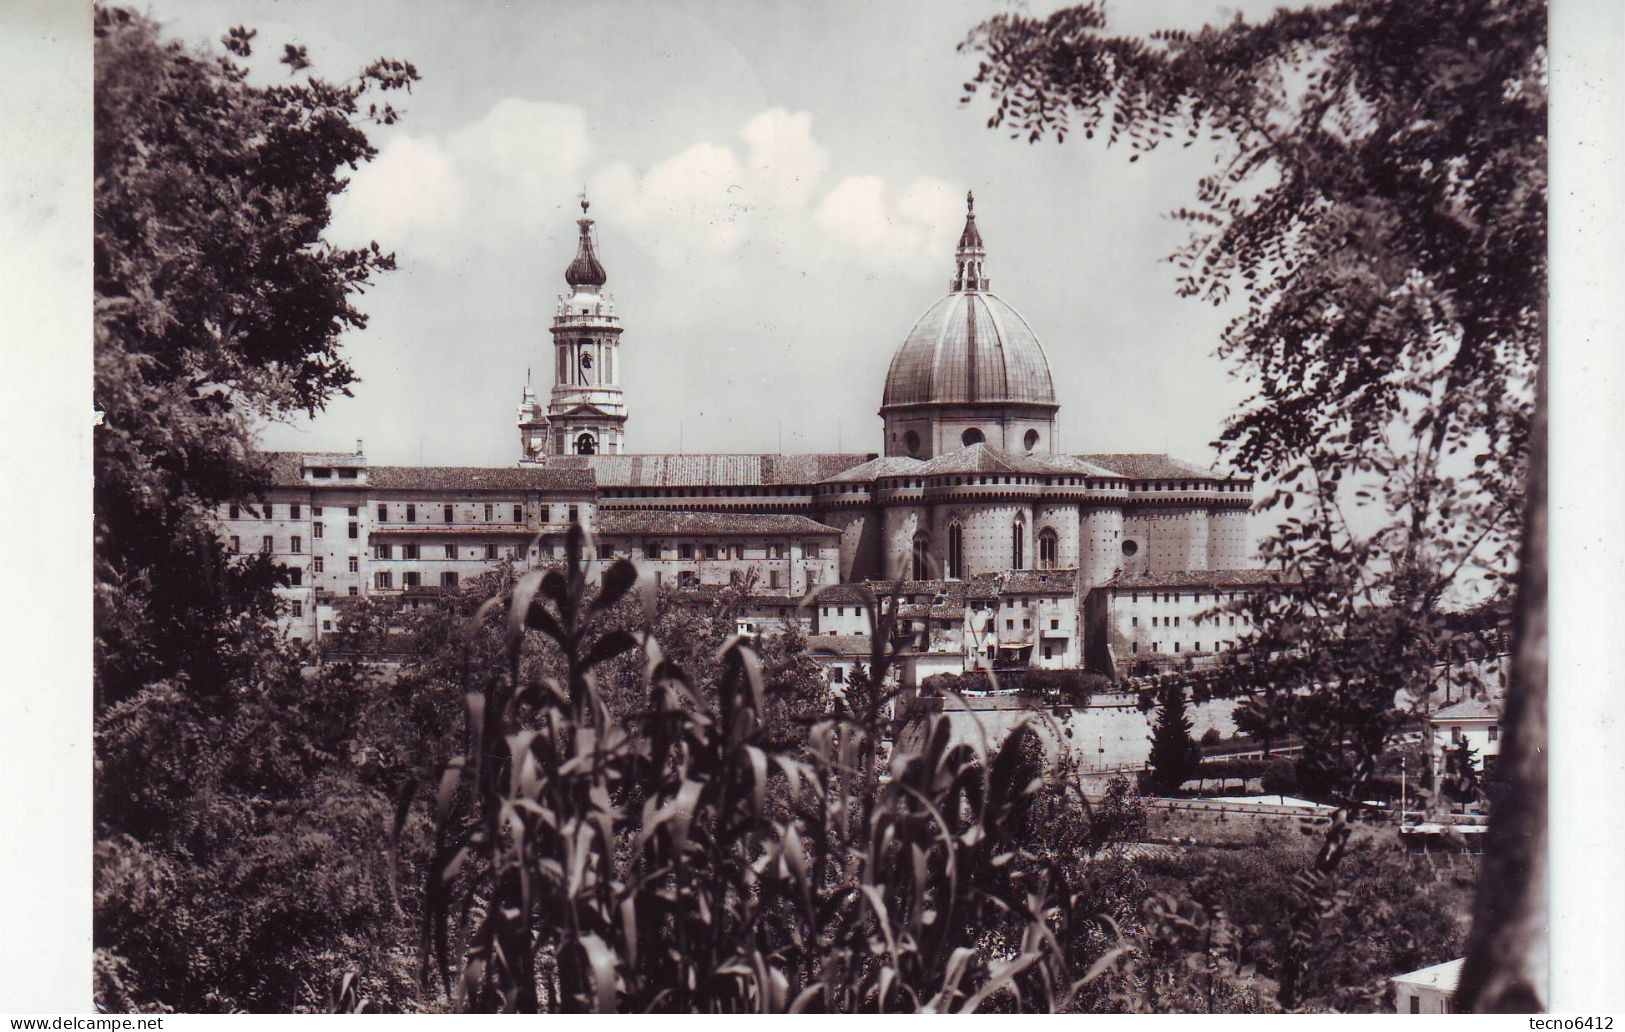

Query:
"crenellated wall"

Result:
[[1124, 507, 1211, 574], [1207, 507, 1252, 569]]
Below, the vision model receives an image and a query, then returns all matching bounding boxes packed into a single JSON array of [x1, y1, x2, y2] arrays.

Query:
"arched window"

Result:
[[911, 530, 930, 580], [575, 432, 597, 455], [904, 430, 921, 457], [1038, 528, 1058, 569], [1011, 520, 1024, 570], [1024, 428, 1040, 452], [961, 427, 984, 447], [947, 522, 964, 580]]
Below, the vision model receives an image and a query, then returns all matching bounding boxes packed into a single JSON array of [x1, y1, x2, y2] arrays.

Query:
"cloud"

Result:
[[329, 99, 591, 256], [330, 99, 958, 280]]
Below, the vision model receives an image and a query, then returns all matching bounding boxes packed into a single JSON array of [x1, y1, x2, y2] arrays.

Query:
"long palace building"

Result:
[[219, 193, 1269, 677]]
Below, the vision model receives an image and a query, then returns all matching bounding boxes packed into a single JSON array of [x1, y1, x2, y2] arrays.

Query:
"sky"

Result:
[[143, 0, 1292, 468]]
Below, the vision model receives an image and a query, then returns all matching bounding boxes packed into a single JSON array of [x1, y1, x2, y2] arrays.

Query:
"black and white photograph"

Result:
[[5, 0, 1624, 1018]]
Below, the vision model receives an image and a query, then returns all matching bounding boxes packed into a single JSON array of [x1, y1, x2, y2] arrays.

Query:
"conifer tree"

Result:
[[1147, 685, 1202, 796]]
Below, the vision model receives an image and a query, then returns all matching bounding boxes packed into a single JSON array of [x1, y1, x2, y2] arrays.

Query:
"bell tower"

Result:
[[545, 195, 627, 455]]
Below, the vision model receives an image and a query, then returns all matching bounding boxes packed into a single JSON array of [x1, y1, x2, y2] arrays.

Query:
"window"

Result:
[[229, 503, 240, 520], [705, 543, 717, 559], [292, 601, 304, 617], [1011, 521, 1024, 570], [903, 430, 920, 456], [291, 535, 302, 554], [568, 505, 579, 524], [509, 545, 521, 559], [540, 505, 551, 523], [1043, 645, 1053, 659], [314, 522, 324, 539], [261, 534, 273, 552], [348, 555, 359, 573], [313, 556, 324, 573], [1131, 643, 1138, 654], [1410, 996, 1420, 1015], [1023, 428, 1040, 452], [646, 541, 662, 560], [484, 503, 494, 522], [313, 505, 323, 516], [378, 504, 388, 521], [347, 522, 358, 539], [404, 543, 419, 560], [445, 544, 457, 559], [290, 503, 302, 519], [338, 467, 358, 479], [230, 535, 240, 552], [289, 569, 303, 586], [1037, 528, 1057, 569], [403, 571, 421, 588], [769, 543, 785, 559], [803, 541, 820, 558], [1006, 619, 1014, 630], [406, 504, 417, 523], [513, 504, 523, 523], [1131, 616, 1138, 627], [1174, 642, 1181, 652], [1489, 725, 1499, 743], [376, 544, 391, 560], [1050, 619, 1059, 630], [680, 543, 694, 559], [444, 504, 454, 523], [1121, 539, 1139, 557], [947, 523, 964, 579], [347, 506, 358, 517], [347, 586, 357, 597], [831, 666, 845, 683], [1452, 726, 1464, 743], [961, 427, 984, 446], [1023, 618, 1031, 630], [485, 544, 499, 561], [769, 570, 782, 589], [598, 544, 613, 559], [912, 531, 930, 580], [678, 571, 698, 589], [441, 572, 459, 588], [375, 571, 393, 589]]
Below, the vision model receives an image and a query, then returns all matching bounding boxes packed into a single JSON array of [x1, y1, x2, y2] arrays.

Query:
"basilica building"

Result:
[[221, 193, 1267, 677]]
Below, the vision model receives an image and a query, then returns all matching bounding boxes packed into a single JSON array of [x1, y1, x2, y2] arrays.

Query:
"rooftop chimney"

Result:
[[355, 438, 364, 455]]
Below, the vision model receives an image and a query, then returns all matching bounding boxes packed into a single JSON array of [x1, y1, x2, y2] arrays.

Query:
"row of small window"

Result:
[[639, 541, 814, 560], [1137, 614, 1235, 630], [229, 524, 357, 549], [376, 503, 580, 524], [374, 571, 460, 590], [1449, 726, 1500, 743], [226, 503, 359, 520], [1129, 641, 1221, 654], [998, 618, 1062, 632], [376, 543, 523, 561], [1128, 590, 1248, 604], [1132, 615, 1240, 628]]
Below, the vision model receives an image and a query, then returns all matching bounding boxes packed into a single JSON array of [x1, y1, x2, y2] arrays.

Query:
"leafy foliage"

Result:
[[961, 0, 1543, 1007], [93, 7, 421, 1011]]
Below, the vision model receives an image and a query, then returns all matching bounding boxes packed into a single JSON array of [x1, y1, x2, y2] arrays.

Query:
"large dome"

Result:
[[881, 290, 1057, 409]]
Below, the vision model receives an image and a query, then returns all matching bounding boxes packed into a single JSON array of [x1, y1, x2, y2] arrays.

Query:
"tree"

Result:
[[961, 0, 1544, 1009], [94, 5, 417, 707], [93, 7, 420, 1010], [1147, 685, 1202, 795]]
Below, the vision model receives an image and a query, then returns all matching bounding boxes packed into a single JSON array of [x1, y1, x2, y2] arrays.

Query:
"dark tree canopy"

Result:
[[93, 6, 418, 705], [962, 0, 1545, 1011]]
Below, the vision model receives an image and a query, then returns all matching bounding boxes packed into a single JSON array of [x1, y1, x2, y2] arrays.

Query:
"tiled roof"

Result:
[[965, 573, 1003, 599], [821, 455, 923, 483], [1432, 697, 1501, 722], [1078, 453, 1238, 481], [811, 583, 876, 604], [1103, 569, 1281, 590], [808, 635, 875, 657], [551, 453, 869, 487], [593, 510, 840, 537], [912, 443, 1072, 477], [255, 452, 310, 487], [1389, 958, 1462, 993], [1001, 569, 1079, 594], [369, 466, 596, 492]]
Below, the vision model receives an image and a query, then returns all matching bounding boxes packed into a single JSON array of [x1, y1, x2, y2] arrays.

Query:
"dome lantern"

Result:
[[952, 190, 989, 292], [565, 194, 608, 289]]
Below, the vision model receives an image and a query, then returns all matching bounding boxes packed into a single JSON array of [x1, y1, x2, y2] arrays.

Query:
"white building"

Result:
[[1389, 957, 1462, 1014]]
